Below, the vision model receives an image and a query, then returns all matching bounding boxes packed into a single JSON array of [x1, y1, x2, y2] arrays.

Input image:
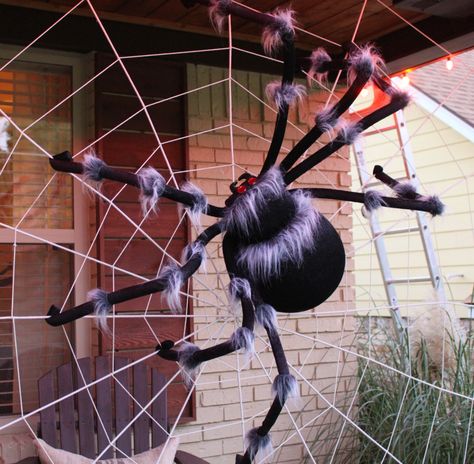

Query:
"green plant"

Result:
[[357, 326, 474, 464]]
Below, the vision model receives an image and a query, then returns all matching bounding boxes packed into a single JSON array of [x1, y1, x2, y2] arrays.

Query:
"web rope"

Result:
[[0, 1, 473, 463]]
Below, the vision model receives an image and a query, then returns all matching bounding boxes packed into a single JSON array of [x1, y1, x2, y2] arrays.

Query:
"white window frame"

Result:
[[0, 44, 92, 370]]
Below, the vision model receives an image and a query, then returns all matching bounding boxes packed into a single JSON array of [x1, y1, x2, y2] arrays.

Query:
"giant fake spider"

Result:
[[46, 1, 444, 462]]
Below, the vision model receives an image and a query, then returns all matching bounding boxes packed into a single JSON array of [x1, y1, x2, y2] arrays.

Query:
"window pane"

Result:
[[0, 62, 73, 228], [0, 243, 73, 414]]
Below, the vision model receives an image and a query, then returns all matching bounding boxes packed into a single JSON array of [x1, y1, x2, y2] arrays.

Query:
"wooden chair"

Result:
[[17, 356, 206, 464]]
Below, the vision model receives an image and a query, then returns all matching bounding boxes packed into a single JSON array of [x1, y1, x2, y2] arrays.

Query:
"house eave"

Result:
[[408, 82, 474, 143]]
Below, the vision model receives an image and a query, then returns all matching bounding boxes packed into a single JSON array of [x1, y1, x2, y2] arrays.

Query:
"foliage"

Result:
[[357, 325, 474, 464]]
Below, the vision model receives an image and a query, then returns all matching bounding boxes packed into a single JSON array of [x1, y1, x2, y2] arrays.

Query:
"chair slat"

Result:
[[133, 363, 149, 454], [96, 356, 114, 459], [76, 358, 95, 458], [38, 371, 57, 447], [37, 356, 186, 463], [151, 370, 168, 447], [114, 357, 131, 457], [57, 363, 76, 452]]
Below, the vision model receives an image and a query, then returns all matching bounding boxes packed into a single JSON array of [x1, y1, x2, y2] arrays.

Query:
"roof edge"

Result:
[[386, 32, 474, 75], [409, 84, 474, 144]]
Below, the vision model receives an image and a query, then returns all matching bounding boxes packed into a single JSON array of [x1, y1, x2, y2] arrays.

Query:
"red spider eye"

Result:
[[236, 185, 247, 194], [248, 177, 257, 185]]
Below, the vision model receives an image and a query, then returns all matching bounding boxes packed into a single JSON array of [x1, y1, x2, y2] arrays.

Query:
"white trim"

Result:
[[410, 85, 474, 144], [390, 76, 474, 143], [0, 45, 91, 356], [71, 52, 93, 358]]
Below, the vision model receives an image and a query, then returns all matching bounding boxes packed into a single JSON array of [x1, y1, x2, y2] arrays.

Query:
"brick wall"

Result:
[[175, 64, 357, 463]]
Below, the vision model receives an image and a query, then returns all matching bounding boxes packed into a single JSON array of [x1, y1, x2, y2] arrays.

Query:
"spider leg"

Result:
[[50, 151, 225, 217], [184, 1, 300, 177], [259, 26, 297, 175], [372, 164, 425, 200], [46, 222, 223, 327], [279, 53, 375, 173], [292, 186, 444, 216], [157, 285, 293, 463], [236, 306, 297, 464], [283, 88, 411, 185], [156, 277, 255, 385]]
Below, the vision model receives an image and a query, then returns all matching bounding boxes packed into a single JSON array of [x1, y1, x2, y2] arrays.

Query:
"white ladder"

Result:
[[353, 110, 445, 331]]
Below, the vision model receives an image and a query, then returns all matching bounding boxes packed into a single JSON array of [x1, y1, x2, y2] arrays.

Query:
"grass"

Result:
[[357, 326, 474, 464]]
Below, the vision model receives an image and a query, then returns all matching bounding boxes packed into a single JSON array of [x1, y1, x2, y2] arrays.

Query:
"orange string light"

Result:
[[446, 57, 454, 71], [400, 72, 410, 89]]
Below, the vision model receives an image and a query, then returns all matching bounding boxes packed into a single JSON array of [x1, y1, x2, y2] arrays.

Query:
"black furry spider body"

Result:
[[222, 170, 346, 313], [45, 1, 445, 462]]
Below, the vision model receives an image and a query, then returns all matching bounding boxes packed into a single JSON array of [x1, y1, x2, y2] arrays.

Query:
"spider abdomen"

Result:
[[223, 190, 345, 313]]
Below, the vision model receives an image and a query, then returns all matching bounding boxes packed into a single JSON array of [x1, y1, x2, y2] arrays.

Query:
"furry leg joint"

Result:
[[159, 263, 184, 313], [272, 374, 299, 403], [88, 288, 112, 333], [138, 167, 166, 216], [230, 327, 255, 354], [83, 153, 106, 184], [245, 428, 272, 460], [255, 304, 278, 332], [178, 342, 201, 389]]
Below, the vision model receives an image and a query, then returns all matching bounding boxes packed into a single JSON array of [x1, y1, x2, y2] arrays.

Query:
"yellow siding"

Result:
[[351, 102, 474, 318]]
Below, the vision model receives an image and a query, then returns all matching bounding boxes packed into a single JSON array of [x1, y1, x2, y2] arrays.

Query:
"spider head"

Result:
[[223, 167, 299, 244], [225, 172, 259, 206]]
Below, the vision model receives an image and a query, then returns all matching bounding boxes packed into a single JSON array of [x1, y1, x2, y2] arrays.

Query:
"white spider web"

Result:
[[0, 1, 473, 463]]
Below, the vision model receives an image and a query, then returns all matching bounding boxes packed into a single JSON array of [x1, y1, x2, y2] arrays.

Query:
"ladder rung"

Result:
[[387, 276, 432, 285], [382, 227, 421, 236], [364, 176, 409, 189], [365, 180, 382, 188], [364, 125, 398, 136]]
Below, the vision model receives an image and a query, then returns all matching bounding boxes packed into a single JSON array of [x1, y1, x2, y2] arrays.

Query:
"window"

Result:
[[0, 50, 88, 414]]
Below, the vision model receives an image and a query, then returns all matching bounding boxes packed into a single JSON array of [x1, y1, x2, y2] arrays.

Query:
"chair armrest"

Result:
[[14, 458, 40, 464], [175, 450, 209, 464]]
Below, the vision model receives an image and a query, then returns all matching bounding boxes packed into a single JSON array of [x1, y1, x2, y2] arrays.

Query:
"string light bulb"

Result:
[[446, 57, 454, 71], [400, 72, 410, 89]]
